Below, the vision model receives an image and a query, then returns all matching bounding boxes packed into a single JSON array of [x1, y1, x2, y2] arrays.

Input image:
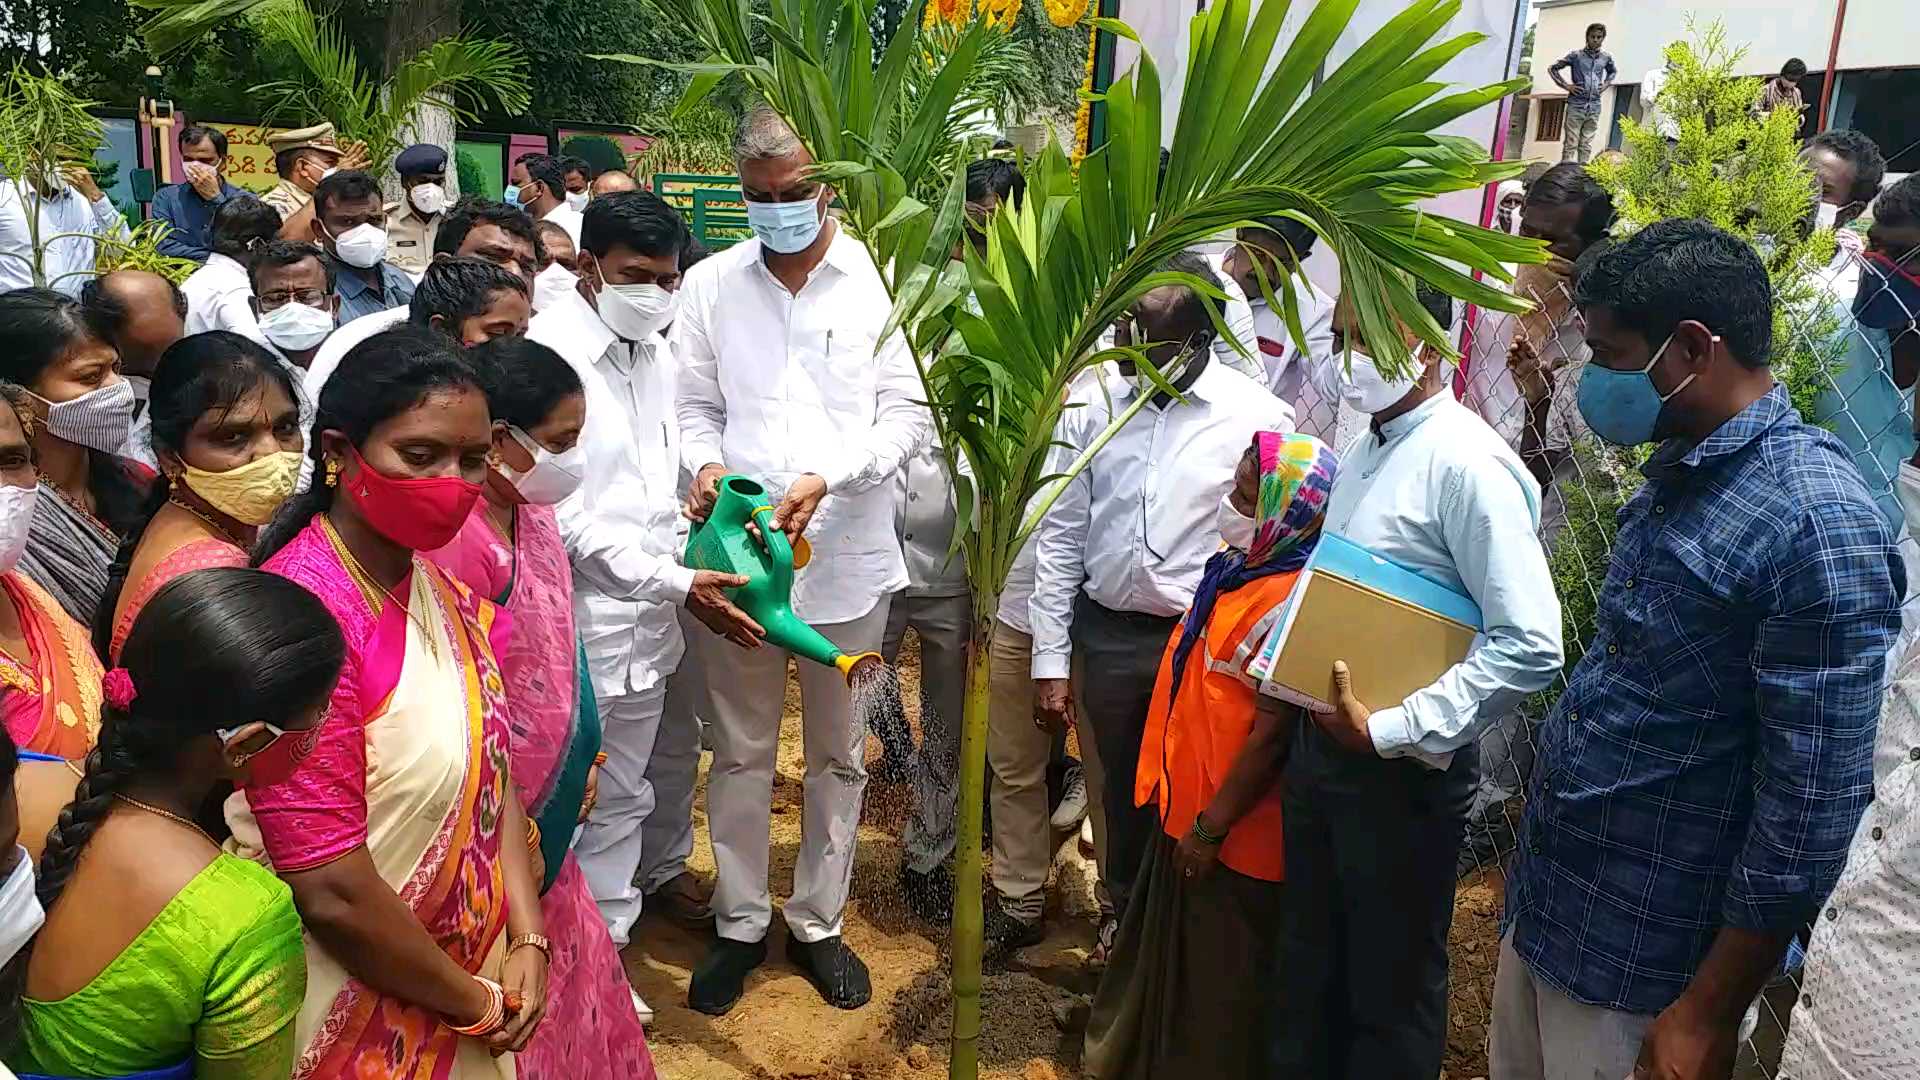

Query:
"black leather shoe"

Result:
[[688, 936, 767, 1016], [983, 906, 1045, 954], [785, 927, 872, 1009], [902, 864, 954, 924]]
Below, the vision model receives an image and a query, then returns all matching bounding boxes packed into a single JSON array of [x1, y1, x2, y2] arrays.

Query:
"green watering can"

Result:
[[684, 475, 881, 683]]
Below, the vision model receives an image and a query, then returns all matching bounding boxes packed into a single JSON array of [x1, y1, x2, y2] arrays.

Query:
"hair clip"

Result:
[[103, 668, 137, 711]]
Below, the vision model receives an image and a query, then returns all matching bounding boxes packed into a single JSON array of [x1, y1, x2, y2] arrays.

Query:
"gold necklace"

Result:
[[319, 516, 439, 649], [167, 493, 245, 549], [112, 791, 219, 847]]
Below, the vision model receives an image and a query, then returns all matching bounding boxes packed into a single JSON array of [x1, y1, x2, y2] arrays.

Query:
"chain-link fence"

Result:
[[1385, 247, 1920, 1078]]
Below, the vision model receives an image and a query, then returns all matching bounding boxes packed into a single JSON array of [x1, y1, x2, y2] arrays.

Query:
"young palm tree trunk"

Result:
[[382, 0, 462, 200], [949, 590, 998, 1080]]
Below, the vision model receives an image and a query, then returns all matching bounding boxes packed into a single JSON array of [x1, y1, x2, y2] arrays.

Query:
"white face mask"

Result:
[[0, 483, 35, 575], [0, 848, 44, 968], [532, 262, 578, 313], [257, 301, 336, 352], [1340, 348, 1423, 414], [327, 221, 388, 269], [408, 183, 448, 216], [34, 380, 135, 454], [565, 190, 589, 213], [593, 278, 677, 341], [501, 425, 586, 505], [1216, 491, 1256, 551]]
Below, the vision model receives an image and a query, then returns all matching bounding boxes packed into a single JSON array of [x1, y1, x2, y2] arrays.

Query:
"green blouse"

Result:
[[10, 853, 306, 1080]]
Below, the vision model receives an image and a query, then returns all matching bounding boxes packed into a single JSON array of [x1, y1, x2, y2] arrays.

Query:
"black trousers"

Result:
[[1270, 716, 1478, 1080], [1071, 593, 1179, 921]]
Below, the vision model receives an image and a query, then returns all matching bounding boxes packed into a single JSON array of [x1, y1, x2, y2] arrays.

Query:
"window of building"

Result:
[[1537, 99, 1566, 142]]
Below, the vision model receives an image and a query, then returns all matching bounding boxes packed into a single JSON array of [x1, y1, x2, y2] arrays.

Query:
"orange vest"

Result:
[[1136, 570, 1299, 883]]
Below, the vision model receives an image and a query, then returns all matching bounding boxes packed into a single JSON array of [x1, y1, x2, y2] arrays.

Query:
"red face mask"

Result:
[[239, 723, 321, 788], [338, 446, 483, 552]]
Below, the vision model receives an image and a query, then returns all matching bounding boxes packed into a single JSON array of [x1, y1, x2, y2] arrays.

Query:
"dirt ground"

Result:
[[624, 641, 1506, 1080]]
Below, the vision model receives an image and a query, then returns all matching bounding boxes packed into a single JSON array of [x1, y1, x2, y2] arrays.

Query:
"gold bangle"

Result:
[[525, 817, 541, 853], [509, 932, 551, 960]]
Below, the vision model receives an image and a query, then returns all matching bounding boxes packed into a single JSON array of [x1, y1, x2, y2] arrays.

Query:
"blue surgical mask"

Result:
[[747, 195, 825, 254], [1574, 330, 1704, 446], [503, 183, 523, 209]]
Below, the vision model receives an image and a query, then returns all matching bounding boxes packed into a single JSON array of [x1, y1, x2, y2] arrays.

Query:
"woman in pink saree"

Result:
[[231, 327, 550, 1078], [426, 338, 654, 1078]]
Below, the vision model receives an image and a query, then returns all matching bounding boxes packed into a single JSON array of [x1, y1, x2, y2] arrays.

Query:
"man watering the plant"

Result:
[[1269, 282, 1561, 1080], [1029, 251, 1291, 962], [676, 103, 928, 1017], [1493, 220, 1901, 1080]]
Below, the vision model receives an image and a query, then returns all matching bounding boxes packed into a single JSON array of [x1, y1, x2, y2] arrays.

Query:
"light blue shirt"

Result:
[[1321, 393, 1565, 769]]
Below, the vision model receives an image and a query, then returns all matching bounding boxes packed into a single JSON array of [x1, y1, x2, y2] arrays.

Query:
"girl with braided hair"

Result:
[[3, 566, 344, 1078]]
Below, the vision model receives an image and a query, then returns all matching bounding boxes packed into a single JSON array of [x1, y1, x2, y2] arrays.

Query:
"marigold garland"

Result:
[[923, 0, 971, 29], [1072, 19, 1096, 162], [980, 0, 1020, 30], [1044, 0, 1090, 26]]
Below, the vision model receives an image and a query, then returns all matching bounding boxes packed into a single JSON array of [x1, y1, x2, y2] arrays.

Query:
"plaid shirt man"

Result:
[[1504, 384, 1904, 1015]]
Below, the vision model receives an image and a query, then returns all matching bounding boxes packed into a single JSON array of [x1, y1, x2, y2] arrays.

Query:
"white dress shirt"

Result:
[[182, 252, 262, 338], [1311, 393, 1563, 769], [0, 182, 127, 297], [119, 376, 156, 469], [530, 289, 696, 696], [543, 203, 584, 247], [1027, 359, 1293, 679], [897, 443, 968, 598], [674, 223, 929, 625], [1780, 597, 1920, 1080], [302, 306, 408, 405]]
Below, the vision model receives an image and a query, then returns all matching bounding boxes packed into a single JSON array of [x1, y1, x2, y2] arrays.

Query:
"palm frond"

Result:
[[131, 0, 278, 59], [386, 37, 533, 126]]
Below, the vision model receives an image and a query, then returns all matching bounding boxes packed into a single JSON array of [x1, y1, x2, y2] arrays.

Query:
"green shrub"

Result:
[[561, 134, 629, 176], [456, 149, 490, 200]]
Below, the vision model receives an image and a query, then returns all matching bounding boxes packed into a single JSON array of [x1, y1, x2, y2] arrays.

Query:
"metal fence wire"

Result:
[[1423, 251, 1920, 1078]]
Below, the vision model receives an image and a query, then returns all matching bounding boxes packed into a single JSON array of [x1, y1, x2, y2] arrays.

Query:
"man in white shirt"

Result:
[[1268, 284, 1563, 1080], [675, 105, 928, 1015], [510, 153, 583, 247], [529, 192, 758, 962], [1639, 58, 1680, 143], [79, 270, 187, 469], [1030, 252, 1292, 940], [1221, 215, 1347, 444], [0, 165, 126, 297]]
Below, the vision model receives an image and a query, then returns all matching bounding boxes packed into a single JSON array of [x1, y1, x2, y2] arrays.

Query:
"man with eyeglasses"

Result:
[[1028, 251, 1290, 962]]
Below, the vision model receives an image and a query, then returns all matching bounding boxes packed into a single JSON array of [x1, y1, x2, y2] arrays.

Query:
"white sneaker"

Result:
[[630, 987, 654, 1024], [1051, 765, 1089, 829]]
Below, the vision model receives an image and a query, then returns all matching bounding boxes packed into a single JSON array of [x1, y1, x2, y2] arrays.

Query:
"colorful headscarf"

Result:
[[1168, 431, 1338, 700]]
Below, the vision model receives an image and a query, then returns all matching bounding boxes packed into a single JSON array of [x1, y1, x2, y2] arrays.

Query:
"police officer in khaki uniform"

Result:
[[385, 144, 448, 277], [264, 123, 365, 241]]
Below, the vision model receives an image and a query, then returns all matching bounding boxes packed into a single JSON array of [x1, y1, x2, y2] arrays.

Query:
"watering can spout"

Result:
[[684, 475, 879, 684]]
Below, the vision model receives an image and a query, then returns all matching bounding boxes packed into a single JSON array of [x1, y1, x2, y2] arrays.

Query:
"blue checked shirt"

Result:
[[1504, 385, 1904, 1015]]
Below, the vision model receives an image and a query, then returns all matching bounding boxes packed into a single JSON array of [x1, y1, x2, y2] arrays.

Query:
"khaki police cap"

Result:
[[265, 122, 344, 157]]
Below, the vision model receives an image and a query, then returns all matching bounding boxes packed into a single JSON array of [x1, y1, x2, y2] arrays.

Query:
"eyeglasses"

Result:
[[258, 289, 329, 308]]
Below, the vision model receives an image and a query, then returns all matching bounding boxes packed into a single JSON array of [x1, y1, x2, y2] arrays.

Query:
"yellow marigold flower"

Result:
[[981, 0, 1020, 30], [1044, 0, 1090, 27], [923, 0, 972, 29]]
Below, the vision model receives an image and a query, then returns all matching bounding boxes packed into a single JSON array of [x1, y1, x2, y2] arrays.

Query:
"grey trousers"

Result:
[[1490, 932, 1653, 1080], [882, 591, 972, 874], [988, 621, 1051, 920], [1562, 107, 1601, 163]]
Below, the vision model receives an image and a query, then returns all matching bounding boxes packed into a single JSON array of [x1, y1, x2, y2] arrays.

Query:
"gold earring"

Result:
[[324, 459, 340, 488]]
